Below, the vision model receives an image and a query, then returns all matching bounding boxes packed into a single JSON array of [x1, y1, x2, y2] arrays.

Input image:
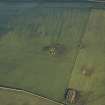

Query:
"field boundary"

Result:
[[0, 86, 63, 105], [67, 8, 92, 88]]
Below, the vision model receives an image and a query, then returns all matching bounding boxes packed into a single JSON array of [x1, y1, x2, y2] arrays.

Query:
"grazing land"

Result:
[[0, 2, 105, 105], [0, 88, 62, 105], [69, 9, 105, 105]]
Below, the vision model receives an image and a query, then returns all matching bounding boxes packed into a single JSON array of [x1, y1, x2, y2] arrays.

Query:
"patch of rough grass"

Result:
[[68, 9, 105, 105]]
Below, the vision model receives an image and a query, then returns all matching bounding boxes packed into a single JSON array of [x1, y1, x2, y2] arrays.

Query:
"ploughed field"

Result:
[[0, 2, 105, 105]]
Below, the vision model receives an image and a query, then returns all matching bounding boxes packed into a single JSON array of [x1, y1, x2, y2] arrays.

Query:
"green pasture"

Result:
[[69, 9, 105, 105], [0, 3, 105, 105], [0, 88, 62, 105], [0, 6, 90, 102]]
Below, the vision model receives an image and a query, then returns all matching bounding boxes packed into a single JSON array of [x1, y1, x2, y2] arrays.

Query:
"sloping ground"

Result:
[[0, 87, 62, 105], [0, 5, 90, 102], [69, 9, 105, 105], [0, 3, 105, 105]]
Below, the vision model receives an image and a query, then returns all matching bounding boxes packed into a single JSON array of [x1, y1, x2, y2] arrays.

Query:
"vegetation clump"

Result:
[[64, 88, 79, 104], [81, 65, 94, 76], [43, 43, 67, 56]]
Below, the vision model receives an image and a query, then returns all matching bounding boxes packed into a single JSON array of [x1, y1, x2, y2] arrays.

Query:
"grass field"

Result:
[[0, 5, 90, 102], [0, 88, 62, 105], [0, 2, 105, 105], [69, 9, 105, 105]]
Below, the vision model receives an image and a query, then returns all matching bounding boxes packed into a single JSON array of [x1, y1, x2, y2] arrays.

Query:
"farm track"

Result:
[[0, 86, 63, 105], [55, 11, 65, 42]]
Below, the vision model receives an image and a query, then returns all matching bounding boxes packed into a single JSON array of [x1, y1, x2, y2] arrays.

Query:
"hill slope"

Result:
[[0, 3, 105, 105]]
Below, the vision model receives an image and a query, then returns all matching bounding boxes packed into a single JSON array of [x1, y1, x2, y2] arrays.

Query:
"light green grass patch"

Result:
[[69, 9, 105, 105]]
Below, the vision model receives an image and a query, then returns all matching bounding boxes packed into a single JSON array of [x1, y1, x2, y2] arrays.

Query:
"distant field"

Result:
[[0, 2, 105, 105]]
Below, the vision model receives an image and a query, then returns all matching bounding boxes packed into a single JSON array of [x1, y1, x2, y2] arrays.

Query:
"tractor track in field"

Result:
[[67, 8, 92, 88], [50, 10, 64, 44], [55, 11, 65, 42], [54, 8, 74, 43], [0, 86, 63, 105]]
